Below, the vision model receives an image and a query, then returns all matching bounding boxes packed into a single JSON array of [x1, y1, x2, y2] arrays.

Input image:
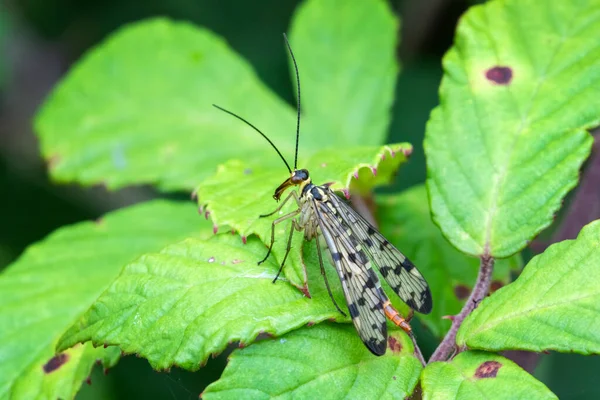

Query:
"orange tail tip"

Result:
[[383, 300, 412, 334]]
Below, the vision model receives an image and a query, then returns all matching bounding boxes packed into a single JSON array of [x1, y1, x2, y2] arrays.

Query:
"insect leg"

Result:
[[258, 208, 301, 266], [315, 232, 347, 317], [272, 219, 298, 283], [259, 191, 300, 218]]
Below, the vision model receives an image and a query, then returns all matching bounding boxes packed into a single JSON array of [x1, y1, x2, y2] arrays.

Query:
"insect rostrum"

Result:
[[213, 34, 432, 356]]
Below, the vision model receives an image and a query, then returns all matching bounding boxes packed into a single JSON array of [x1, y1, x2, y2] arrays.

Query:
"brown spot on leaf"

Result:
[[86, 377, 92, 385], [454, 284, 471, 300], [43, 353, 69, 373], [485, 66, 513, 85], [387, 336, 403, 353], [490, 280, 504, 293], [474, 360, 502, 378]]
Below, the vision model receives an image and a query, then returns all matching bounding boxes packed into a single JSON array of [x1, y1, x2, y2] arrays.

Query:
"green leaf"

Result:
[[0, 200, 208, 399], [203, 324, 422, 400], [377, 185, 522, 338], [196, 144, 410, 289], [289, 0, 399, 146], [10, 344, 120, 400], [36, 0, 402, 192], [35, 18, 296, 191], [457, 220, 600, 354], [425, 0, 599, 258], [421, 351, 556, 400], [57, 234, 355, 370]]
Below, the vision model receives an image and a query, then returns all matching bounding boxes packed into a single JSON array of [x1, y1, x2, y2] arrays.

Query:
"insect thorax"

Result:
[[298, 183, 330, 240]]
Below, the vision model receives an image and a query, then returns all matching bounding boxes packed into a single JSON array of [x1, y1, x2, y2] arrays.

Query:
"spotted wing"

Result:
[[311, 198, 389, 356], [328, 192, 432, 314]]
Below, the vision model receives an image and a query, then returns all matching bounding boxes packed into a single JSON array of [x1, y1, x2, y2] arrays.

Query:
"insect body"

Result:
[[213, 34, 432, 355]]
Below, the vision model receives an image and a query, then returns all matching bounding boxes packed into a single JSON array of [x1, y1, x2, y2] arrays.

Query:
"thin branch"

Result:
[[429, 254, 495, 363]]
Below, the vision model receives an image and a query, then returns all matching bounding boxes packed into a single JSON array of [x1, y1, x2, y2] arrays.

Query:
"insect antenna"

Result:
[[212, 104, 292, 174], [283, 33, 301, 170]]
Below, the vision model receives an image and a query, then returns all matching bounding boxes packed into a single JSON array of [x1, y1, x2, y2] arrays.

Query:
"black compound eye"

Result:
[[291, 169, 309, 183]]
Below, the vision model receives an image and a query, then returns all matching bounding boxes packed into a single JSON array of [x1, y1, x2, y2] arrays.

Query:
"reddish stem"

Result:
[[429, 254, 495, 362]]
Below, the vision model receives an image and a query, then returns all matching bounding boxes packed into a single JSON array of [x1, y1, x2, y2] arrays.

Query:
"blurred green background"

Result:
[[0, 0, 596, 398]]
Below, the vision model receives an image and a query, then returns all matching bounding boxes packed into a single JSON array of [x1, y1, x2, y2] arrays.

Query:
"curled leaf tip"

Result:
[[241, 235, 247, 244], [341, 188, 350, 199], [370, 166, 377, 176], [204, 210, 211, 220], [353, 170, 359, 179], [213, 225, 218, 234], [300, 284, 311, 298]]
